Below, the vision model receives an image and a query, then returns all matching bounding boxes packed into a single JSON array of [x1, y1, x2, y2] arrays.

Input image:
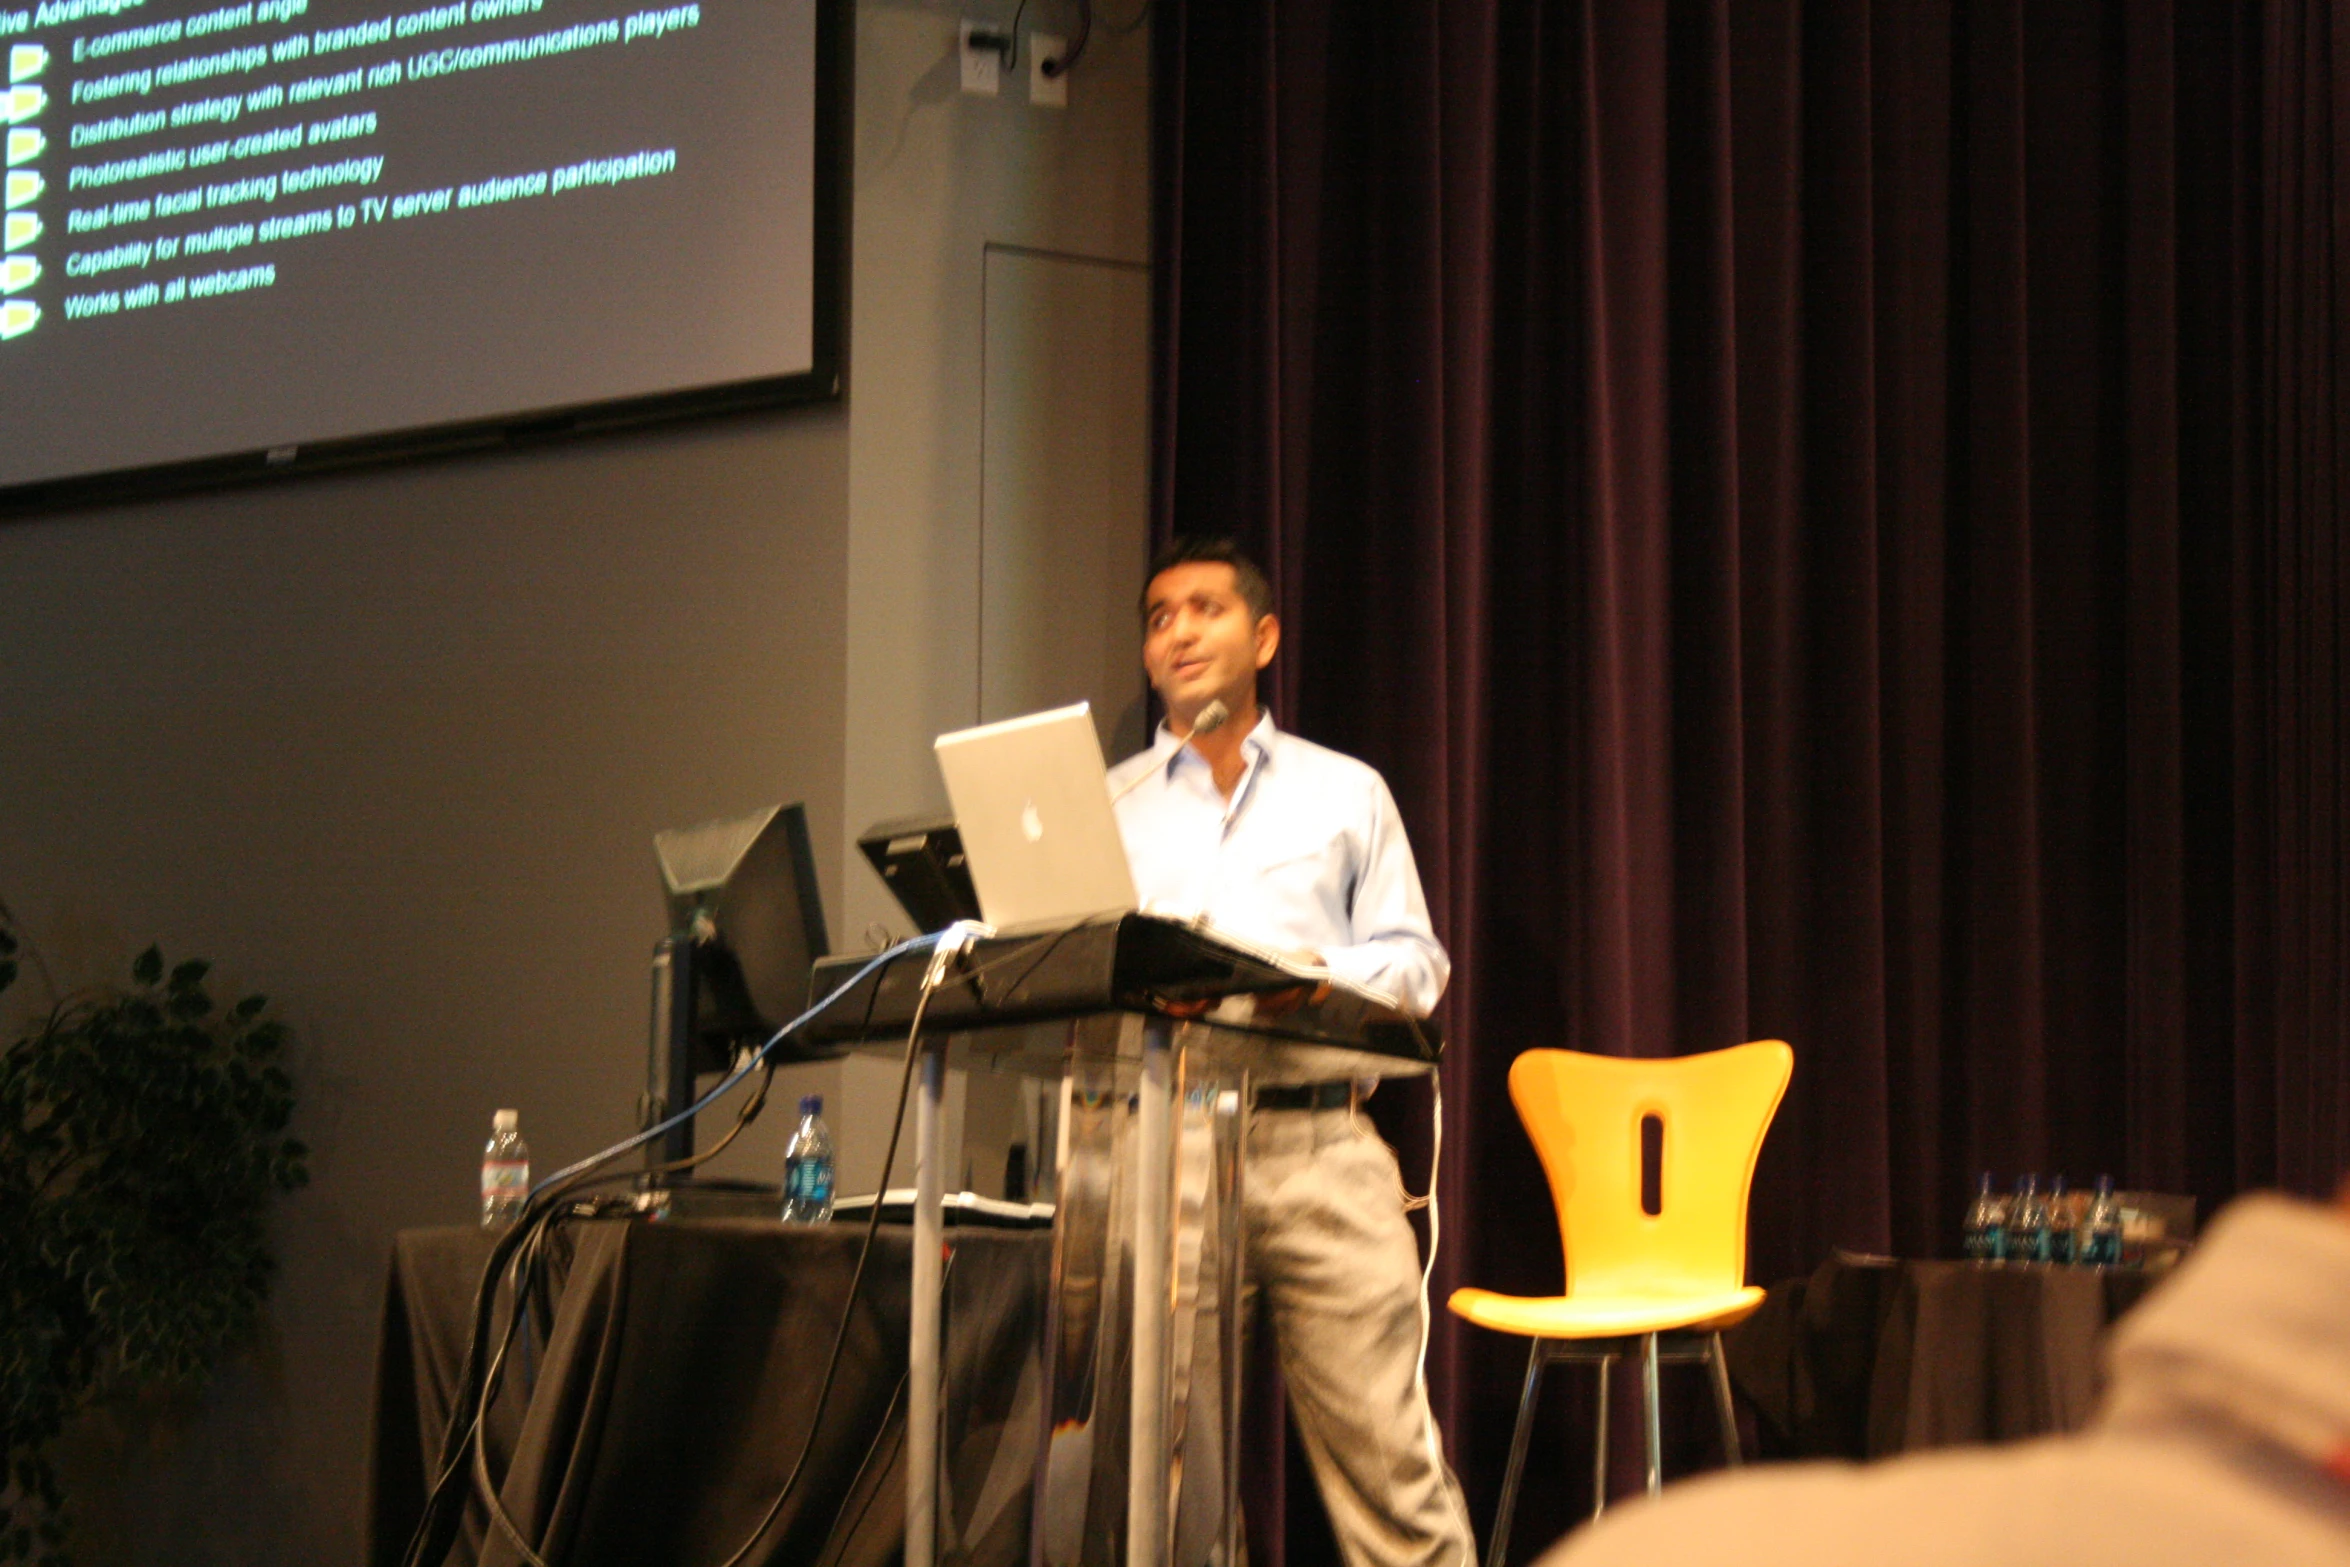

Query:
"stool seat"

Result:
[[1448, 1284, 1764, 1340]]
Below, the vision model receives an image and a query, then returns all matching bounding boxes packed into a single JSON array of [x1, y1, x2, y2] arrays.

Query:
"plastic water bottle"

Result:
[[2009, 1174, 2047, 1264], [2045, 1174, 2078, 1264], [481, 1109, 529, 1229], [1963, 1172, 2008, 1261], [2083, 1175, 2123, 1267], [782, 1094, 835, 1223]]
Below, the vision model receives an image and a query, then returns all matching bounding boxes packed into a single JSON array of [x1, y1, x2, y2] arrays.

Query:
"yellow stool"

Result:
[[1448, 1040, 1793, 1564]]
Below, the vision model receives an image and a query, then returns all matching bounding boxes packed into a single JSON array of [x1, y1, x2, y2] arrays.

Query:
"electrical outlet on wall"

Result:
[[1030, 33, 1066, 106], [960, 19, 1001, 96]]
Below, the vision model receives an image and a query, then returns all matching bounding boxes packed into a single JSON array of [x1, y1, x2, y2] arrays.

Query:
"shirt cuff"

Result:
[[1317, 944, 1425, 1013]]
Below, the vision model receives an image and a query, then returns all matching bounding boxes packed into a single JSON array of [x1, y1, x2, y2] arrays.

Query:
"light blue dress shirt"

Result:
[[1106, 711, 1450, 1015]]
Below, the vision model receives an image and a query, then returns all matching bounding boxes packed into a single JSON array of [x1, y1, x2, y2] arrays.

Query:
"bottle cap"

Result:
[[493, 1108, 518, 1131], [799, 1094, 822, 1116]]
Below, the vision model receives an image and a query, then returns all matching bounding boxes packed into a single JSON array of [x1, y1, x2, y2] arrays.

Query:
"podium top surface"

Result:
[[791, 914, 1441, 1082]]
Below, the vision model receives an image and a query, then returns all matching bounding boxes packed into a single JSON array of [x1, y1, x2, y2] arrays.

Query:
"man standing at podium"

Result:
[[1107, 537, 1475, 1567]]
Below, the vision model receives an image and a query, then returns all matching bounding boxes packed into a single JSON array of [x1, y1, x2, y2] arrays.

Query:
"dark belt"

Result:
[[1251, 1080, 1353, 1113]]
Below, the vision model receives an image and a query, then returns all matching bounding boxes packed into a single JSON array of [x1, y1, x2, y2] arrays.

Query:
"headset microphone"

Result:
[[1108, 698, 1234, 805]]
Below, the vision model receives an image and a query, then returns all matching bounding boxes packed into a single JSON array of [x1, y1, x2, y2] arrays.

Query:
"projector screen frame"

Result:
[[0, 0, 852, 520]]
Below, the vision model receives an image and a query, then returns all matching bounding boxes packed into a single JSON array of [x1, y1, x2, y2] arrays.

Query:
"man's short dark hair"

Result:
[[1142, 536, 1275, 622]]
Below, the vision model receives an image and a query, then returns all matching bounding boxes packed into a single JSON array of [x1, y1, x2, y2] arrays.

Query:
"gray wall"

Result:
[[0, 3, 1148, 1561], [839, 0, 1150, 1197]]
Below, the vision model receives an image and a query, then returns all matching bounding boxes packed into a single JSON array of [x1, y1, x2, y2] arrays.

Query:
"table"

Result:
[[366, 1219, 1053, 1567], [1723, 1256, 2164, 1460]]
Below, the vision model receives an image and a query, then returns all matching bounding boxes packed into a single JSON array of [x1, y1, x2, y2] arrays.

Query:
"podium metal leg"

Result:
[[1033, 1016, 1249, 1566], [1127, 1018, 1174, 1567], [907, 1036, 948, 1567]]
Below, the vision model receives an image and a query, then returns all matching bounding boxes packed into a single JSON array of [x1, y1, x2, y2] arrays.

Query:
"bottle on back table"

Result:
[[481, 1109, 529, 1229], [1963, 1172, 2008, 1262], [2009, 1173, 2047, 1264], [2083, 1174, 2124, 1267], [2045, 1174, 2078, 1264]]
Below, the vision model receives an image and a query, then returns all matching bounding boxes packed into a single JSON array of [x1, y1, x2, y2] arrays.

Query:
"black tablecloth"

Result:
[[1725, 1256, 2163, 1460], [367, 1219, 1053, 1567]]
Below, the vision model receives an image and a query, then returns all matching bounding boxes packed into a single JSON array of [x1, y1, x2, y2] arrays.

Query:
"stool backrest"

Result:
[[1507, 1041, 1792, 1301]]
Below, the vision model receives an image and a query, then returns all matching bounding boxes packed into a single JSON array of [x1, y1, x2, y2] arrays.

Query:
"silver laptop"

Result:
[[934, 702, 1139, 934]]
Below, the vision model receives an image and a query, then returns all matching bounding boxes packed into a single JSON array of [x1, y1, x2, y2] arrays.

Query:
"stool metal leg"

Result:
[[1485, 1341, 1547, 1567], [1706, 1332, 1743, 1466], [1589, 1352, 1613, 1524], [1640, 1333, 1663, 1497], [1499, 1331, 1737, 1548]]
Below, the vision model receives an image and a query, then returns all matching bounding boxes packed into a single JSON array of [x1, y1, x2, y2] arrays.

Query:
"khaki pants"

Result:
[[1241, 1103, 1477, 1567]]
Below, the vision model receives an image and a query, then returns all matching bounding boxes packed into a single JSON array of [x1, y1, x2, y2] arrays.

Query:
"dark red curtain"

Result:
[[1155, 0, 2348, 1558]]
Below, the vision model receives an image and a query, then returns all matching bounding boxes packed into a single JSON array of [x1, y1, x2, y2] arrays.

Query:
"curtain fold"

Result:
[[1155, 2, 2347, 1558]]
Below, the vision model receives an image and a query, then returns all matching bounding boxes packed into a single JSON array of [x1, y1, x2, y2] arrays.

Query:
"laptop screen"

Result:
[[933, 703, 1139, 934]]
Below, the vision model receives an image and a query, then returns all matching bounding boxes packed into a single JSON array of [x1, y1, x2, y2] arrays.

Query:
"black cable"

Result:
[[1005, 0, 1029, 65], [810, 1233, 961, 1565], [1041, 0, 1091, 78], [467, 1060, 780, 1567], [820, 1368, 910, 1565], [709, 951, 953, 1567], [992, 912, 1100, 999], [403, 1199, 552, 1566], [401, 940, 925, 1567], [409, 924, 1073, 1567], [469, 1225, 559, 1565], [405, 1056, 782, 1567], [706, 923, 1075, 1566]]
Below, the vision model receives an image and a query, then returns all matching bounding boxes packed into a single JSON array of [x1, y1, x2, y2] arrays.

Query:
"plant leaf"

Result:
[[3, 935, 305, 1567]]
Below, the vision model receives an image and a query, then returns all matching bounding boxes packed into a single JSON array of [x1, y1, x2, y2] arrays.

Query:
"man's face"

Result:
[[1142, 561, 1279, 728]]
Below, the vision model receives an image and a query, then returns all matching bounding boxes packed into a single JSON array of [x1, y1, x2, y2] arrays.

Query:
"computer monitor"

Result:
[[645, 802, 829, 1168]]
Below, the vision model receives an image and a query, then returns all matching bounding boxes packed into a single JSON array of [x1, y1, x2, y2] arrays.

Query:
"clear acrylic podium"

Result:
[[801, 916, 1441, 1567]]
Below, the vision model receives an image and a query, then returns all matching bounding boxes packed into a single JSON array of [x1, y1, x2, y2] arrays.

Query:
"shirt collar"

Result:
[[1150, 708, 1279, 777]]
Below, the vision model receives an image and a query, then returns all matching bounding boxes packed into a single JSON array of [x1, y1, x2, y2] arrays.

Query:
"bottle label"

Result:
[[785, 1158, 833, 1205], [482, 1158, 529, 1200]]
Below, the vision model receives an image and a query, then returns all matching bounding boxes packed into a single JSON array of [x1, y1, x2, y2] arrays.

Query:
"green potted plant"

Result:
[[0, 906, 308, 1566]]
